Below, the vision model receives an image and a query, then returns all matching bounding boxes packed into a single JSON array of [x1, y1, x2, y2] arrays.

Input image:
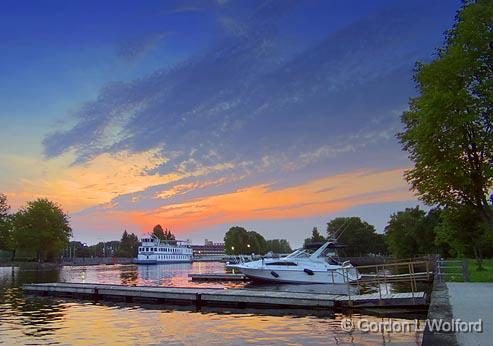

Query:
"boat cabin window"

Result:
[[265, 262, 297, 266]]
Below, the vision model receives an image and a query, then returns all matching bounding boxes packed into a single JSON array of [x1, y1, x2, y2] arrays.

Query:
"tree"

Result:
[[385, 207, 443, 258], [13, 198, 72, 262], [224, 226, 267, 255], [303, 227, 326, 247], [152, 224, 176, 241], [435, 206, 493, 268], [117, 230, 140, 258], [327, 217, 386, 256], [0, 193, 13, 252], [152, 225, 165, 239], [265, 239, 292, 253], [247, 230, 267, 255], [399, 1, 493, 233]]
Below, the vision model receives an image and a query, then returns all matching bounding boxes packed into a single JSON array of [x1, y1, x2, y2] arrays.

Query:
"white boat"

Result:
[[232, 242, 361, 284], [135, 236, 193, 264]]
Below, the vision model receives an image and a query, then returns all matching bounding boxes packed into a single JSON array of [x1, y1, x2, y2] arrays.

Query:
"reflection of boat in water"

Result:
[[232, 242, 361, 284], [135, 236, 193, 264]]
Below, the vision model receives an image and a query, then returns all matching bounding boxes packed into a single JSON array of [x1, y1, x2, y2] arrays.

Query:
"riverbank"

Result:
[[0, 262, 61, 269], [61, 257, 134, 266], [0, 257, 135, 268]]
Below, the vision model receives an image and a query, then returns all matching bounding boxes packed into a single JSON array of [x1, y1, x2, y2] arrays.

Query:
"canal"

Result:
[[1, 263, 426, 345]]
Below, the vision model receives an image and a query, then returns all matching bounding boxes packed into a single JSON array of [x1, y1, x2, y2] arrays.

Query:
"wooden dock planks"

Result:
[[22, 283, 427, 309]]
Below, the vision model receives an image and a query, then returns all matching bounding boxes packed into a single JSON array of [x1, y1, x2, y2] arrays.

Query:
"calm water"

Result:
[[0, 263, 425, 345]]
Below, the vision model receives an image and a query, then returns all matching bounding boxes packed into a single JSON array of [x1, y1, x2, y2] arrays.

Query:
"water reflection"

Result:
[[0, 263, 426, 345]]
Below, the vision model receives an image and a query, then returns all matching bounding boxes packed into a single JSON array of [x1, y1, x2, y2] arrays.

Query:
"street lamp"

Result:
[[247, 244, 251, 248], [231, 246, 235, 254]]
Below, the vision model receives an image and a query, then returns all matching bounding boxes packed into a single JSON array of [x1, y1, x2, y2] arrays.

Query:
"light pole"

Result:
[[231, 246, 235, 255]]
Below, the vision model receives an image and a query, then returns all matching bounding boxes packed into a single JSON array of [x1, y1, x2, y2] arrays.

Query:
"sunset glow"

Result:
[[0, 0, 459, 245]]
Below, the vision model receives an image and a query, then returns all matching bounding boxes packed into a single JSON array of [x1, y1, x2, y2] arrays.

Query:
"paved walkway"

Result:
[[447, 283, 493, 346]]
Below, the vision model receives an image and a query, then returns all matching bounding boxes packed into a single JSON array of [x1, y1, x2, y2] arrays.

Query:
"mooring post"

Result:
[[462, 259, 469, 282], [408, 263, 415, 304], [344, 267, 352, 306], [383, 263, 388, 295], [425, 260, 430, 281], [375, 265, 382, 302]]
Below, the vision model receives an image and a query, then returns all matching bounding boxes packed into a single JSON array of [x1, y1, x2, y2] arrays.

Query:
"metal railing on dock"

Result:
[[435, 259, 469, 282], [341, 259, 434, 307]]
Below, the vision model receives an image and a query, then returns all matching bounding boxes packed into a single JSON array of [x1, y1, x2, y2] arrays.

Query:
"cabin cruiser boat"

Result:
[[232, 242, 361, 284]]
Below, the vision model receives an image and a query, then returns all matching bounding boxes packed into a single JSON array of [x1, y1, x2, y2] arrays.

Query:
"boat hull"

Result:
[[238, 267, 359, 284]]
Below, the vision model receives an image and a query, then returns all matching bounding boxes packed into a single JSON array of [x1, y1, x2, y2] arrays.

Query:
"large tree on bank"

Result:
[[399, 0, 493, 231], [13, 198, 72, 262]]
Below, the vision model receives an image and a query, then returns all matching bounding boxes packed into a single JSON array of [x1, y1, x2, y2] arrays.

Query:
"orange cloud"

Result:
[[1, 149, 181, 212], [81, 167, 415, 235]]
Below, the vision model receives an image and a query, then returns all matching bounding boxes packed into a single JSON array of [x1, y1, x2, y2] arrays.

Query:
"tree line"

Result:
[[64, 224, 177, 259], [224, 226, 292, 255], [226, 205, 493, 265]]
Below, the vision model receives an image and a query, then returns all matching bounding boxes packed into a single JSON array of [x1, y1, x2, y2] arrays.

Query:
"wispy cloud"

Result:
[[117, 32, 168, 61], [169, 5, 203, 14], [1, 149, 178, 212], [43, 1, 443, 174]]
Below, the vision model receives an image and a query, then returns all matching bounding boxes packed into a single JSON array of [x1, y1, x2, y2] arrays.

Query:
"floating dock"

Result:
[[22, 283, 427, 309], [188, 273, 247, 281]]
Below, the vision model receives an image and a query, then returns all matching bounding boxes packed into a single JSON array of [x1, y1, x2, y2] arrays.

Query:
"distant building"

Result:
[[191, 239, 225, 257]]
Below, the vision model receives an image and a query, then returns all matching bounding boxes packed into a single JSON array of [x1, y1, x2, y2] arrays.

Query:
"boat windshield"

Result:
[[285, 249, 310, 258]]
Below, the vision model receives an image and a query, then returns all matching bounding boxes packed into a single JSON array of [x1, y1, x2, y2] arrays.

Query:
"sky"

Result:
[[0, 0, 461, 247]]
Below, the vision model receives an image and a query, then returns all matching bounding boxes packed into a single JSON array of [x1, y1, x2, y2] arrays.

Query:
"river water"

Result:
[[0, 263, 425, 345]]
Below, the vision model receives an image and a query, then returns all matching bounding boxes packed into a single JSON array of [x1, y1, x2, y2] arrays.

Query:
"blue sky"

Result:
[[0, 0, 460, 246]]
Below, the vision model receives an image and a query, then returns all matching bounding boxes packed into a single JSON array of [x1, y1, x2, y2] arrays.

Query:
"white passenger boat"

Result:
[[233, 242, 361, 284], [135, 236, 193, 264]]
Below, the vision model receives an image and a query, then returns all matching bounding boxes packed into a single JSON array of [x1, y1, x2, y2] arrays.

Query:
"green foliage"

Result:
[[13, 198, 72, 262], [385, 207, 443, 258], [468, 258, 493, 282], [224, 226, 267, 255], [66, 241, 90, 258], [435, 206, 493, 260], [327, 217, 386, 256], [399, 0, 493, 230], [0, 193, 8, 219], [117, 230, 140, 258], [152, 224, 175, 241], [0, 193, 13, 251], [303, 227, 325, 247], [265, 239, 292, 254]]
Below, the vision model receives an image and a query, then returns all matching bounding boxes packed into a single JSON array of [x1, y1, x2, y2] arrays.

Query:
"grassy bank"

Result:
[[442, 258, 493, 282], [469, 259, 493, 282]]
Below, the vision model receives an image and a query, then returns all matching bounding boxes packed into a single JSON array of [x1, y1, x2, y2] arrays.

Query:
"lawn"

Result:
[[468, 258, 493, 282], [441, 258, 493, 282]]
